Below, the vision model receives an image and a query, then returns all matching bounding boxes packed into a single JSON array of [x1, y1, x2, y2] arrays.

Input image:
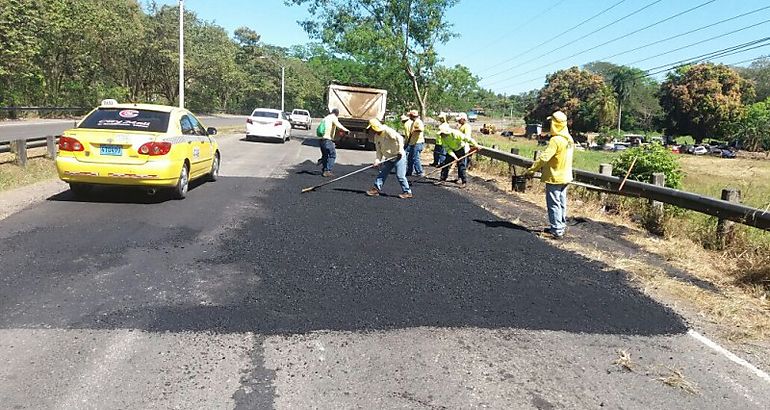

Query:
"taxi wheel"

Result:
[[172, 164, 189, 200], [69, 183, 92, 197], [208, 152, 220, 182]]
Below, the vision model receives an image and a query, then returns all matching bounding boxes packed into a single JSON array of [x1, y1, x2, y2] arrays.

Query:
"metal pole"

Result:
[[178, 0, 185, 109], [281, 66, 285, 112]]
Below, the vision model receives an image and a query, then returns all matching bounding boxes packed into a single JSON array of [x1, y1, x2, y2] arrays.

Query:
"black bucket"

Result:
[[513, 175, 528, 192]]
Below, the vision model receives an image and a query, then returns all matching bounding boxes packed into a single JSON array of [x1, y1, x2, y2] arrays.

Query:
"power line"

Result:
[[598, 4, 770, 62], [482, 0, 723, 87], [476, 0, 628, 75], [482, 0, 667, 81], [640, 37, 770, 76], [627, 19, 770, 66], [467, 0, 567, 59], [498, 38, 770, 92]]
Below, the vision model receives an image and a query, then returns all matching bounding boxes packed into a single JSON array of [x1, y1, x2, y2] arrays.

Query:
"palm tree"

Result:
[[610, 67, 638, 132]]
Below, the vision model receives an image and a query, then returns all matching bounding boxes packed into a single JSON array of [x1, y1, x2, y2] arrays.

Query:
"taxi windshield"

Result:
[[79, 108, 170, 133]]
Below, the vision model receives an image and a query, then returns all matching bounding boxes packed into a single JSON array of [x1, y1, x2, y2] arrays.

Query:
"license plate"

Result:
[[100, 145, 122, 156]]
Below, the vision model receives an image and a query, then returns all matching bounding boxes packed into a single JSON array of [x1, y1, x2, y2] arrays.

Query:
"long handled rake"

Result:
[[301, 156, 398, 193], [410, 148, 478, 184]]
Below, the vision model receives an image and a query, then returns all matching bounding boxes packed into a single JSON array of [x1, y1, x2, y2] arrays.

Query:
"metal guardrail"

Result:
[[0, 135, 58, 165], [424, 136, 770, 232], [0, 107, 86, 112]]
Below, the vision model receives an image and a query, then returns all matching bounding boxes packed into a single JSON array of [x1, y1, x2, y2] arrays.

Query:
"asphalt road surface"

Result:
[[1, 128, 768, 409], [0, 115, 247, 143]]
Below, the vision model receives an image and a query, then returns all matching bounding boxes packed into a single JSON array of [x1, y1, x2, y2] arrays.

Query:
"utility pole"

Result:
[[281, 66, 285, 112], [178, 0, 184, 109]]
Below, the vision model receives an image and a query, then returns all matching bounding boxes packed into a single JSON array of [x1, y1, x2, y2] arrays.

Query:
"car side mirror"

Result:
[[207, 127, 217, 136]]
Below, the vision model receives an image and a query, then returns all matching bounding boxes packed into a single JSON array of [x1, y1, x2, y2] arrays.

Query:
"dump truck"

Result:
[[327, 83, 388, 150]]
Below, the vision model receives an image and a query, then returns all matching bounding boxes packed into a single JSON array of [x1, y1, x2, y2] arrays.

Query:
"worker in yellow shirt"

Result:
[[437, 122, 479, 188], [365, 118, 413, 199], [457, 112, 472, 138], [405, 109, 425, 177], [401, 114, 412, 139], [431, 112, 448, 166], [319, 108, 350, 177], [525, 111, 575, 239]]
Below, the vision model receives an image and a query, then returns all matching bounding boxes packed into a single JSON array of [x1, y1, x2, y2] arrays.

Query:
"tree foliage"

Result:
[[286, 0, 459, 116], [729, 97, 770, 152], [660, 63, 754, 142], [611, 144, 683, 189], [585, 61, 662, 131], [526, 67, 616, 132], [738, 57, 770, 103]]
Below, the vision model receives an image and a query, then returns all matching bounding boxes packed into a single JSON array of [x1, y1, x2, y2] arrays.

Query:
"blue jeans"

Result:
[[433, 144, 446, 165], [440, 148, 468, 183], [375, 156, 411, 194], [405, 143, 424, 176], [319, 139, 336, 172], [546, 183, 568, 235]]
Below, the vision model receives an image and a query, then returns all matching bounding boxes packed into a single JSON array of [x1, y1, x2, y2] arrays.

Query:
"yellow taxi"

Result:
[[55, 101, 220, 199]]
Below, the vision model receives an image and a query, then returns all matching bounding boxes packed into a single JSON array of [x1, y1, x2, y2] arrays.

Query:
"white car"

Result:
[[246, 108, 291, 143], [289, 109, 312, 130], [692, 146, 709, 155]]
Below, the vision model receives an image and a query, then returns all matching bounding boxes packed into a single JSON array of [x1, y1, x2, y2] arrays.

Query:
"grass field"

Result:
[[0, 156, 57, 191]]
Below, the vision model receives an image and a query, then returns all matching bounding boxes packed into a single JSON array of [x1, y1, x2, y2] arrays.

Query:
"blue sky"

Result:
[[156, 0, 770, 95]]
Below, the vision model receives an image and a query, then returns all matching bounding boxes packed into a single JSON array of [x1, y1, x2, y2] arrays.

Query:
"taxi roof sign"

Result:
[[101, 99, 119, 106]]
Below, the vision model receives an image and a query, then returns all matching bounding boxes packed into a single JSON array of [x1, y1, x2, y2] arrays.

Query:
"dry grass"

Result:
[[464, 158, 770, 343], [658, 368, 698, 395], [613, 350, 635, 372], [0, 151, 57, 192]]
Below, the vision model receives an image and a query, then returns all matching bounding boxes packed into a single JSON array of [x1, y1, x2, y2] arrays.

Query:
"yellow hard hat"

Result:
[[367, 118, 384, 132], [549, 111, 567, 124], [408, 109, 419, 117]]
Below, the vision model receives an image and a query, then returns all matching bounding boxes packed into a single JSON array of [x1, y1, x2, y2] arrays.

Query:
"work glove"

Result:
[[373, 159, 381, 168], [396, 153, 403, 161]]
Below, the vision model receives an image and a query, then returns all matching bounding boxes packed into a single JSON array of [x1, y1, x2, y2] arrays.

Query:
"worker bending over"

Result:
[[365, 119, 413, 199], [437, 123, 479, 188]]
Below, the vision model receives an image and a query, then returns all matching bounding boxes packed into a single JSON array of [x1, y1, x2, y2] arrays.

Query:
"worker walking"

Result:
[[365, 119, 413, 199], [431, 112, 448, 166], [319, 108, 350, 177], [405, 110, 425, 177], [525, 111, 575, 240], [437, 123, 479, 188]]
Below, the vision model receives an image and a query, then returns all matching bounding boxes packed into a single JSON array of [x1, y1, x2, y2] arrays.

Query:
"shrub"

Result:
[[611, 144, 683, 189]]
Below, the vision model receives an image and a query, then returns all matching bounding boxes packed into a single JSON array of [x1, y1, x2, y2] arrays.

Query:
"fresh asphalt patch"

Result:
[[0, 165, 686, 336]]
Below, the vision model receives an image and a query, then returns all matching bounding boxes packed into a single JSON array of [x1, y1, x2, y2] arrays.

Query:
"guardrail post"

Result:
[[716, 188, 741, 250], [13, 139, 27, 167], [647, 173, 666, 234], [598, 163, 612, 210], [46, 136, 57, 159]]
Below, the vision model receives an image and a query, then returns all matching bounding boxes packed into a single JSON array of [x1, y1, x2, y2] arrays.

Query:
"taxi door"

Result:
[[180, 115, 207, 176], [189, 114, 214, 176]]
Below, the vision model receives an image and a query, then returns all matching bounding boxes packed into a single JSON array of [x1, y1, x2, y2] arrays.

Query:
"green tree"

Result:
[[431, 65, 480, 112], [0, 0, 43, 107], [612, 144, 683, 189], [609, 66, 638, 132], [286, 0, 459, 117], [660, 63, 754, 143], [729, 97, 770, 152], [526, 67, 616, 132], [585, 61, 662, 131], [737, 57, 770, 103]]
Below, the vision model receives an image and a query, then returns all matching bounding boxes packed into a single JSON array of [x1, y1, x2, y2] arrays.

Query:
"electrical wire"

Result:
[[598, 4, 770, 62], [482, 0, 667, 81], [476, 0, 628, 75], [468, 0, 567, 59], [627, 19, 770, 66], [482, 0, 729, 87]]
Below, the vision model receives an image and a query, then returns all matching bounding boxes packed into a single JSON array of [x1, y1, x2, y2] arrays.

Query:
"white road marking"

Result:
[[687, 329, 770, 383]]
